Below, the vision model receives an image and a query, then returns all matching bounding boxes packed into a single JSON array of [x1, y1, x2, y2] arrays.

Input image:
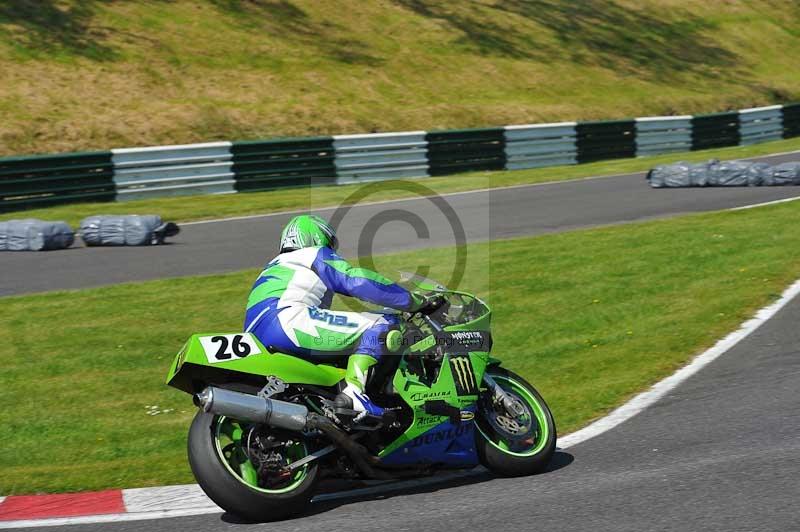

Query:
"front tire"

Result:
[[475, 368, 556, 476], [188, 411, 319, 522]]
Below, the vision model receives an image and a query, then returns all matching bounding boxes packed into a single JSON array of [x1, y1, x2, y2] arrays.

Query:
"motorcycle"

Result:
[[165, 274, 556, 521]]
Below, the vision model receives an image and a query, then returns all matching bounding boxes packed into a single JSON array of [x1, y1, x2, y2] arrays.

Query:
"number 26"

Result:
[[210, 335, 251, 360]]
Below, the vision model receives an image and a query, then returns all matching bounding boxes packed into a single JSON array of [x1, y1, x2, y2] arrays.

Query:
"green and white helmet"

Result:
[[279, 215, 338, 253]]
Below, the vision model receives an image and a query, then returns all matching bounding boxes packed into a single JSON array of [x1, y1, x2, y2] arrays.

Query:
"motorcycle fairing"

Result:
[[378, 350, 489, 466], [379, 408, 479, 467], [166, 333, 344, 394]]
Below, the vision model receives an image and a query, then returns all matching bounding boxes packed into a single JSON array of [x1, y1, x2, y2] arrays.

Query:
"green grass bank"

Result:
[[2, 1, 800, 155]]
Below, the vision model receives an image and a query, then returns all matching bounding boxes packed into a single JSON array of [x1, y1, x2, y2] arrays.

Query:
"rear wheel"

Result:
[[475, 368, 556, 476], [188, 411, 319, 522]]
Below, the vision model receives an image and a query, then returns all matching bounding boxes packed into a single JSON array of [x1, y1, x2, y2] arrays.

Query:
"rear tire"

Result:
[[475, 368, 556, 476], [188, 411, 319, 522]]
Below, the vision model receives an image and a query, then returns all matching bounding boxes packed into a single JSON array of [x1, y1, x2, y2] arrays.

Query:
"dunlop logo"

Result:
[[450, 356, 477, 396]]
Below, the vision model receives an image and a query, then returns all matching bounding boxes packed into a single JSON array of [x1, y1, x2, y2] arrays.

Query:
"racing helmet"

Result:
[[279, 215, 338, 253]]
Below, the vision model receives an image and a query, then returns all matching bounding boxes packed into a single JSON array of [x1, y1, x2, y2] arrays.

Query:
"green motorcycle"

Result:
[[166, 274, 556, 521]]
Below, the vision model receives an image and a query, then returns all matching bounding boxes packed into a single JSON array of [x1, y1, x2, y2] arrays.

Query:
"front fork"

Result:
[[482, 372, 526, 418]]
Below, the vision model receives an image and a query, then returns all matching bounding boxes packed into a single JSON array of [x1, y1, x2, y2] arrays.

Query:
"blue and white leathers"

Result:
[[244, 247, 416, 361]]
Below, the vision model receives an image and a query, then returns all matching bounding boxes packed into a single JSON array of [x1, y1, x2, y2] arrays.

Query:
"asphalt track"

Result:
[[2, 151, 800, 297], [20, 267, 800, 531]]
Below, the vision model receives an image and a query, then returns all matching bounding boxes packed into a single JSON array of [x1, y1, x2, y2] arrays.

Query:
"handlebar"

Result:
[[420, 313, 444, 333]]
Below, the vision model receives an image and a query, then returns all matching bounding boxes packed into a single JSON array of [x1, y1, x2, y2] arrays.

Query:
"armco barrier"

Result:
[[333, 132, 428, 184], [691, 111, 740, 150], [635, 116, 693, 156], [504, 123, 577, 170], [0, 151, 114, 212], [738, 105, 783, 145], [231, 137, 336, 192], [783, 103, 800, 139], [426, 128, 505, 176], [576, 120, 636, 163], [2, 101, 800, 212], [112, 142, 234, 202]]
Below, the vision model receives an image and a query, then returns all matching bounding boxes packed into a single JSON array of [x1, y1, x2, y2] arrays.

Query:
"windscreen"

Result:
[[397, 271, 447, 292]]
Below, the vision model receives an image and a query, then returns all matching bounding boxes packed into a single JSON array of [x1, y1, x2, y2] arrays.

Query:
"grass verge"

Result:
[[3, 136, 800, 228], [1, 1, 800, 154], [2, 200, 800, 494]]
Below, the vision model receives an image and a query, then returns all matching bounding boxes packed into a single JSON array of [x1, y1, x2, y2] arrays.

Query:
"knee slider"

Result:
[[384, 329, 403, 353]]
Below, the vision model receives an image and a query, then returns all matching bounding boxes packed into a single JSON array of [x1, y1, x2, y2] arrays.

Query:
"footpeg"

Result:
[[424, 400, 461, 425], [332, 406, 392, 431]]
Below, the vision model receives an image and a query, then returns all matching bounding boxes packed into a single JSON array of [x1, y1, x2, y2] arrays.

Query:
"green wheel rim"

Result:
[[213, 416, 309, 494], [476, 374, 551, 457]]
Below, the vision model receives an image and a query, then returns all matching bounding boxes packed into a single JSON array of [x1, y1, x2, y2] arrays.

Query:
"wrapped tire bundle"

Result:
[[80, 215, 125, 246], [647, 161, 692, 188], [80, 215, 180, 246], [647, 160, 719, 187], [707, 160, 758, 186], [648, 159, 800, 187], [688, 160, 714, 187], [763, 163, 800, 186], [745, 162, 771, 186], [0, 219, 74, 251]]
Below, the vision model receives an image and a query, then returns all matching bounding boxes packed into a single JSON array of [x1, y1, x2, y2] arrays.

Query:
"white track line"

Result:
[[4, 276, 799, 529], [180, 148, 800, 227], [559, 277, 800, 447], [0, 474, 479, 529], [0, 507, 225, 529], [729, 195, 800, 211], [122, 484, 212, 513]]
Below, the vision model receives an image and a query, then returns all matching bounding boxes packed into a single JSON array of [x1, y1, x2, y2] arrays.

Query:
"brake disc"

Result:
[[487, 393, 533, 439]]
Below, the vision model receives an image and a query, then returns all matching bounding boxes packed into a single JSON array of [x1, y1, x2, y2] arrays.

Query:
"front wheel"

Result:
[[188, 411, 319, 522], [475, 368, 556, 476]]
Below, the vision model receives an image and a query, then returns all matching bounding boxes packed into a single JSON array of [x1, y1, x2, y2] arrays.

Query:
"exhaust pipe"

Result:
[[195, 387, 433, 480], [195, 386, 308, 432], [195, 387, 385, 477]]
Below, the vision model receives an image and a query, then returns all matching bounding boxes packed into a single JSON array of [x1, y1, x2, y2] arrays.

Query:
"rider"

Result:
[[244, 215, 438, 419]]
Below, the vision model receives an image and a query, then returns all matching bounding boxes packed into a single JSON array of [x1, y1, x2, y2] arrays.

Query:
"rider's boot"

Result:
[[334, 354, 385, 419]]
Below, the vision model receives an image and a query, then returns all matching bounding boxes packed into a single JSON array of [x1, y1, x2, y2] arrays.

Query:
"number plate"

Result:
[[199, 334, 262, 364]]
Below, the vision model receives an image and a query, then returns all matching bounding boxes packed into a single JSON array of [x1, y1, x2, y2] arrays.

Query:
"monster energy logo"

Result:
[[449, 356, 477, 396]]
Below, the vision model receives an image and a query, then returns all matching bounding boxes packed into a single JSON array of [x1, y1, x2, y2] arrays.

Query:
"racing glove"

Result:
[[416, 294, 446, 315]]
